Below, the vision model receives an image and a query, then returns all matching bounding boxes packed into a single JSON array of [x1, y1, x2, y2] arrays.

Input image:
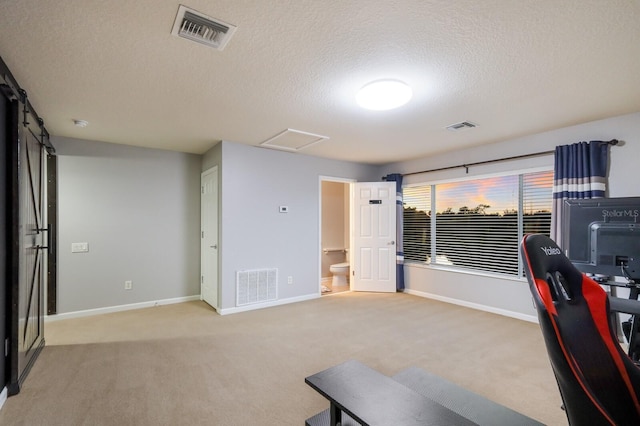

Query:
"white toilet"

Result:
[[329, 262, 350, 287]]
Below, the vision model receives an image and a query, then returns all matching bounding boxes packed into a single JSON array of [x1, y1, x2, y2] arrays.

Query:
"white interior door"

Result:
[[352, 182, 397, 292], [201, 167, 219, 309]]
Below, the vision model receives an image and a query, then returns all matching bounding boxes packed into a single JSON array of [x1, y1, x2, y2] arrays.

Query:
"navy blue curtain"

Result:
[[385, 173, 404, 291], [551, 141, 610, 248]]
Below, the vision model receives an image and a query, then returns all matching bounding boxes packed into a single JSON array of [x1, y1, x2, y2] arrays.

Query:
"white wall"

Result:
[[202, 141, 222, 172], [380, 111, 640, 321], [205, 141, 379, 313], [54, 137, 202, 314]]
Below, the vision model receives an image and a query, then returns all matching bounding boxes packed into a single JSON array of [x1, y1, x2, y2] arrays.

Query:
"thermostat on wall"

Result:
[[279, 206, 289, 213]]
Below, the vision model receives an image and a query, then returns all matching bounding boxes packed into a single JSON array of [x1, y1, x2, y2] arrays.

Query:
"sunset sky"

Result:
[[404, 171, 552, 216]]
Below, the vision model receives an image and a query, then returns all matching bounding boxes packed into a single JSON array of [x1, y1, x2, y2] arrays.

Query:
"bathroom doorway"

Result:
[[319, 177, 353, 296]]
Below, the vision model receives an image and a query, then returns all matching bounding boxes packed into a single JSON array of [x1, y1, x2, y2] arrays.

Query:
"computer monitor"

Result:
[[562, 197, 640, 280]]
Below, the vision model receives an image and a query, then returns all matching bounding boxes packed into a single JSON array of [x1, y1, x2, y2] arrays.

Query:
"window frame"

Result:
[[402, 166, 553, 279]]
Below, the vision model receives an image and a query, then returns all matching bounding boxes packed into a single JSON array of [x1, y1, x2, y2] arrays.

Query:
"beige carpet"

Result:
[[0, 292, 566, 425]]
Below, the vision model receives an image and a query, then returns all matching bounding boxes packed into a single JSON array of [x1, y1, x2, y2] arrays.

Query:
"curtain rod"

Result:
[[393, 139, 619, 178]]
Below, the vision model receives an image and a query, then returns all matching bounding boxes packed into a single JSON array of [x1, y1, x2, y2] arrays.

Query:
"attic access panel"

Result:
[[260, 129, 329, 152]]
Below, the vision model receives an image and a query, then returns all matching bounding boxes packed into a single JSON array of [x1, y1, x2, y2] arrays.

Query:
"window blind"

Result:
[[402, 170, 553, 277]]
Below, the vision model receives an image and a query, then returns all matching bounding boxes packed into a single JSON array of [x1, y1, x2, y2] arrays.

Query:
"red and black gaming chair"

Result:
[[521, 233, 640, 425]]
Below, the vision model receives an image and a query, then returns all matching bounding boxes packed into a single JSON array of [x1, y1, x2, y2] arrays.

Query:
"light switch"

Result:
[[71, 242, 89, 253], [279, 206, 289, 213]]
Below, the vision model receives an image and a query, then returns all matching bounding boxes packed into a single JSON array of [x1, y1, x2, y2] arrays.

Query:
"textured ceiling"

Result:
[[1, 0, 639, 164]]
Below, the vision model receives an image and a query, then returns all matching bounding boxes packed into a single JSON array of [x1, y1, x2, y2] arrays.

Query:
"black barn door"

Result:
[[18, 125, 45, 381], [8, 101, 46, 395], [1, 57, 52, 396]]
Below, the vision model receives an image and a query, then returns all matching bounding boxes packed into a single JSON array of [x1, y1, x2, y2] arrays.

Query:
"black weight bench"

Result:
[[305, 360, 543, 426]]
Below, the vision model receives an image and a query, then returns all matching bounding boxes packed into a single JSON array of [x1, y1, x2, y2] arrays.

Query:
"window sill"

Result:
[[404, 261, 527, 283]]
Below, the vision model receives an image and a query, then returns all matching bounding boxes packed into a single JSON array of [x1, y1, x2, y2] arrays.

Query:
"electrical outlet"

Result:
[[287, 276, 293, 285], [125, 280, 133, 290]]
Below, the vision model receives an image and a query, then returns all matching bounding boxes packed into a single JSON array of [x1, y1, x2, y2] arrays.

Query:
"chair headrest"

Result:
[[521, 234, 585, 302]]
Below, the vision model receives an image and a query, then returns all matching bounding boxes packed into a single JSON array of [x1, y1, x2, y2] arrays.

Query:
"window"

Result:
[[403, 170, 553, 276]]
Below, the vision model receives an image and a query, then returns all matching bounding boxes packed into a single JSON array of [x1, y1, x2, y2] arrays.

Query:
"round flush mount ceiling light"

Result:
[[73, 119, 89, 128], [356, 79, 413, 111]]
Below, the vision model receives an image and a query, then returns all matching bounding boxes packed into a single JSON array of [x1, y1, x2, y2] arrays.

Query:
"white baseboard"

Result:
[[0, 386, 7, 412], [42, 290, 537, 323], [403, 288, 538, 324], [218, 293, 320, 315], [45, 295, 201, 322]]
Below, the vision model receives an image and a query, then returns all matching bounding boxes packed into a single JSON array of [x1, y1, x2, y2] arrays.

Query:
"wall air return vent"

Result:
[[236, 268, 278, 306], [446, 121, 478, 131], [171, 5, 237, 50]]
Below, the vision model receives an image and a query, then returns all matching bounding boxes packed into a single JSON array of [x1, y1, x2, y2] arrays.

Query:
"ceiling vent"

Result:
[[260, 129, 329, 152], [171, 5, 237, 50], [446, 121, 478, 131]]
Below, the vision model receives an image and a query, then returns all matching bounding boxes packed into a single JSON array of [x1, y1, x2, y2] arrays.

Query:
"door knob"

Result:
[[388, 241, 395, 245], [211, 244, 218, 249]]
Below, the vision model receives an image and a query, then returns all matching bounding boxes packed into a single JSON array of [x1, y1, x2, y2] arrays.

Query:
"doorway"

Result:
[[319, 177, 353, 296]]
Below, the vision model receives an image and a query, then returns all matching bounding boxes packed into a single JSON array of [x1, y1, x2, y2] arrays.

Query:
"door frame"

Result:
[[0, 78, 10, 403], [46, 154, 57, 315], [318, 176, 355, 295]]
